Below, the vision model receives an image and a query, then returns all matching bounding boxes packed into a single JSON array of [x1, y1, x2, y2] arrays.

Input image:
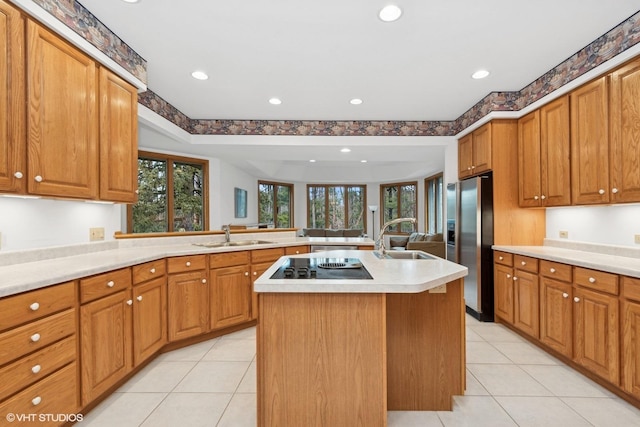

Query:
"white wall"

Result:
[[211, 158, 260, 229], [546, 204, 640, 247], [0, 198, 123, 251]]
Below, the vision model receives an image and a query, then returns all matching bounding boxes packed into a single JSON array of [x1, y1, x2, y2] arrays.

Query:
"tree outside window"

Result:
[[128, 151, 208, 233], [307, 184, 366, 230], [258, 181, 293, 228], [380, 181, 417, 233]]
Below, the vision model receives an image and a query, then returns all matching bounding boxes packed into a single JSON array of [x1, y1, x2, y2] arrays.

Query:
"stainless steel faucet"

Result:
[[221, 224, 231, 242], [376, 217, 417, 255]]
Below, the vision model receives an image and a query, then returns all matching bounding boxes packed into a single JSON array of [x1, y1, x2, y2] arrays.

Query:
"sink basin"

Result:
[[194, 240, 274, 248], [373, 250, 437, 260]]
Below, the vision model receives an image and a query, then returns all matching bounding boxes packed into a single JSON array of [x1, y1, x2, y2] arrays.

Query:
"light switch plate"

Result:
[[559, 230, 569, 239]]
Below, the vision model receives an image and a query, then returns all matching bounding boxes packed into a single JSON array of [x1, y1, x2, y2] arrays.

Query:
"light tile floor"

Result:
[[82, 315, 640, 426]]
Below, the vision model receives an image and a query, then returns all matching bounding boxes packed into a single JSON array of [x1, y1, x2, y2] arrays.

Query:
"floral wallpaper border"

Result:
[[37, 2, 640, 136]]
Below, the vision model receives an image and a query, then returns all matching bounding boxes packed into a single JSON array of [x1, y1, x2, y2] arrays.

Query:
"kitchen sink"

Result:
[[373, 250, 437, 260], [194, 240, 274, 248]]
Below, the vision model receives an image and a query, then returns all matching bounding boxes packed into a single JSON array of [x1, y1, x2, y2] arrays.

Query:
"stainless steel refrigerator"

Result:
[[457, 174, 494, 321]]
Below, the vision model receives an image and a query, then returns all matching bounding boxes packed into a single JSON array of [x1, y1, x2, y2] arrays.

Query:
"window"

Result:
[[307, 184, 366, 229], [425, 173, 444, 235], [258, 181, 293, 228], [380, 181, 417, 233], [128, 151, 208, 233]]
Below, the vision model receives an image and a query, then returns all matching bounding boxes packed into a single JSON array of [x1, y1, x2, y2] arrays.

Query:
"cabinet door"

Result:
[[133, 277, 167, 366], [573, 287, 619, 384], [518, 110, 542, 207], [623, 300, 640, 398], [0, 0, 25, 193], [168, 271, 208, 341], [27, 20, 98, 199], [458, 133, 473, 179], [210, 265, 251, 330], [472, 123, 492, 174], [80, 289, 132, 405], [494, 264, 514, 323], [539, 278, 572, 357], [513, 270, 539, 338], [610, 58, 640, 203], [99, 67, 138, 203], [540, 95, 571, 206], [250, 261, 274, 320], [570, 77, 609, 205]]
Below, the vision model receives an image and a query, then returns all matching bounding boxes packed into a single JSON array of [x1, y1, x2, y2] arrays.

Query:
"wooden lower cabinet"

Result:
[[513, 270, 539, 338], [80, 289, 133, 405], [168, 270, 209, 341], [494, 264, 514, 323], [623, 297, 640, 398], [210, 265, 251, 330], [539, 278, 572, 357], [132, 277, 167, 365]]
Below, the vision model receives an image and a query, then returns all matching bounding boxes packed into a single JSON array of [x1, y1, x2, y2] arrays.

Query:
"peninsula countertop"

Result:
[[254, 250, 468, 293]]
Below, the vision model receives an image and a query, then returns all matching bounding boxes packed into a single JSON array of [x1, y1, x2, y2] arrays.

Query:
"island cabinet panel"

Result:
[[258, 293, 387, 427], [386, 278, 464, 411], [623, 277, 640, 398]]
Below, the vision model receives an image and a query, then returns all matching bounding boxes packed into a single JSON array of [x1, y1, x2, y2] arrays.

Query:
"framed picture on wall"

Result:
[[235, 187, 247, 218]]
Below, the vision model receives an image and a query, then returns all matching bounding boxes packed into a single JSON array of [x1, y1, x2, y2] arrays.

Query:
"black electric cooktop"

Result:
[[270, 257, 373, 280]]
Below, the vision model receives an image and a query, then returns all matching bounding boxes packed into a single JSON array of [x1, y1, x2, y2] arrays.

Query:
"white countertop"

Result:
[[492, 244, 640, 278], [254, 250, 468, 293], [0, 236, 374, 298]]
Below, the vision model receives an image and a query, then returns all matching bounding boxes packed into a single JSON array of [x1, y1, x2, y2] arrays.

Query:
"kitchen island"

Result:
[[254, 250, 468, 427]]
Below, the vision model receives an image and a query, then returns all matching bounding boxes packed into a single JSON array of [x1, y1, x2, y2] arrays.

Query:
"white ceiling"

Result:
[[79, 0, 640, 181]]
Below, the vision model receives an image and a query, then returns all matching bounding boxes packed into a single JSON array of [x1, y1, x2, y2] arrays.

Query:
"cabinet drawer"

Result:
[[574, 267, 619, 295], [80, 268, 131, 304], [251, 248, 284, 264], [0, 362, 78, 423], [539, 260, 572, 282], [494, 251, 513, 267], [0, 335, 76, 401], [0, 309, 75, 366], [133, 259, 166, 285], [622, 276, 640, 302], [285, 245, 309, 255], [514, 255, 538, 273], [0, 281, 75, 332], [167, 255, 207, 273], [210, 251, 250, 269]]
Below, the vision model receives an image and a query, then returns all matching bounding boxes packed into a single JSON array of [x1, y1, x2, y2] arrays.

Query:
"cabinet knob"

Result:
[[598, 189, 605, 195], [32, 396, 42, 406], [550, 268, 556, 273], [245, 272, 249, 276], [541, 195, 546, 200], [521, 261, 526, 266], [34, 175, 43, 182], [499, 256, 504, 261], [612, 188, 618, 194], [150, 268, 156, 274], [471, 165, 476, 169], [201, 279, 207, 284], [513, 276, 518, 281], [136, 295, 143, 302], [562, 293, 569, 298], [30, 333, 41, 342], [14, 171, 23, 179], [589, 277, 596, 283], [295, 251, 300, 254], [107, 280, 115, 288], [534, 195, 539, 200], [574, 297, 580, 303], [135, 189, 139, 194], [126, 299, 133, 306], [506, 274, 511, 279], [31, 364, 41, 374], [253, 271, 257, 276], [30, 302, 40, 311], [186, 261, 191, 267]]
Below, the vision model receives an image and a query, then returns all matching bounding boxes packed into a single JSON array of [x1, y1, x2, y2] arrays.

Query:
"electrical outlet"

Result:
[[89, 227, 105, 242], [559, 230, 569, 239], [635, 234, 640, 244]]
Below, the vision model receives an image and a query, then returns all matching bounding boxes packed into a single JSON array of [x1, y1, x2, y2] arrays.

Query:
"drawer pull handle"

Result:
[[562, 293, 569, 298], [589, 277, 596, 283], [127, 299, 133, 306], [30, 302, 40, 311], [137, 296, 143, 302], [186, 261, 191, 267], [107, 280, 115, 288], [499, 256, 503, 260], [295, 251, 300, 254], [30, 333, 41, 342], [150, 268, 156, 274], [31, 364, 41, 374], [550, 268, 556, 273], [574, 297, 581, 303], [32, 396, 42, 406], [521, 261, 526, 266]]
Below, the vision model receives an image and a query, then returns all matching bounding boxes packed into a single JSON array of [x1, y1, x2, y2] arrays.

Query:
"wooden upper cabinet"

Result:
[[27, 20, 99, 199], [570, 77, 609, 205], [458, 123, 492, 179], [0, 1, 25, 194], [99, 67, 138, 203], [609, 58, 640, 203], [540, 96, 571, 206], [518, 110, 542, 207]]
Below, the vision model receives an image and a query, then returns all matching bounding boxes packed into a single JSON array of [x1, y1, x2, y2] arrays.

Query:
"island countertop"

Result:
[[254, 250, 468, 293]]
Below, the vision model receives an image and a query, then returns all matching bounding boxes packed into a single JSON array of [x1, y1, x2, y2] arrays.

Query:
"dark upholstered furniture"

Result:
[[389, 233, 445, 258]]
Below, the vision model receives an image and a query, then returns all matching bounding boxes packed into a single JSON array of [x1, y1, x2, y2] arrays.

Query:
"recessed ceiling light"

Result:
[[191, 71, 208, 80], [269, 97, 282, 105], [121, 0, 140, 3], [361, 160, 368, 163], [341, 148, 351, 153], [350, 98, 363, 105], [379, 5, 402, 22], [309, 159, 316, 163], [472, 69, 490, 79]]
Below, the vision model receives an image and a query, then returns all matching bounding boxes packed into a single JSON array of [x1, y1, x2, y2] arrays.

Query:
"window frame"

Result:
[[306, 183, 367, 230], [379, 180, 418, 234], [424, 173, 444, 235], [258, 180, 294, 228], [127, 150, 209, 233]]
